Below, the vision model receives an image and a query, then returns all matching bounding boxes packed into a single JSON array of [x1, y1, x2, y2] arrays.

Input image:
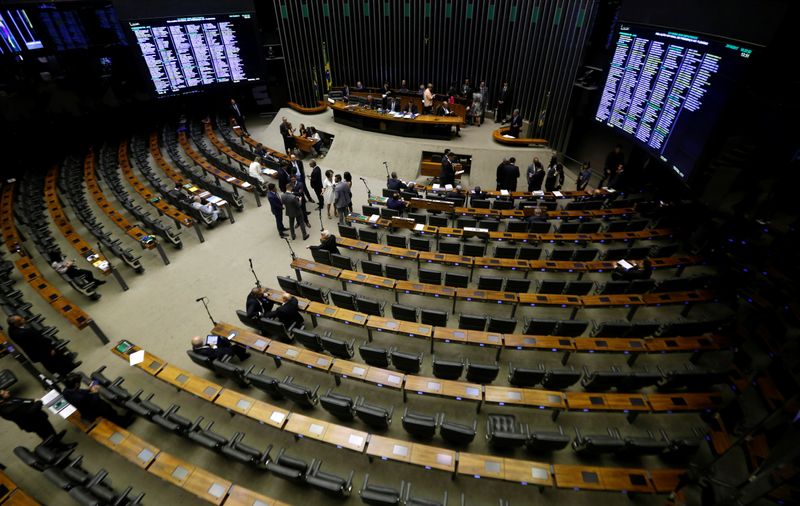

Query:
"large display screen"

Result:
[[127, 12, 262, 96], [595, 23, 755, 181]]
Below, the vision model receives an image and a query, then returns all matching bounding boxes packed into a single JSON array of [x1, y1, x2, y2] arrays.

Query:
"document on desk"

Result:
[[129, 350, 145, 366], [445, 184, 453, 190], [432, 184, 441, 190], [553, 191, 564, 197], [617, 259, 634, 270], [368, 214, 380, 223], [500, 190, 510, 196], [206, 196, 223, 205], [533, 190, 545, 196], [502, 134, 516, 138], [414, 224, 425, 231]]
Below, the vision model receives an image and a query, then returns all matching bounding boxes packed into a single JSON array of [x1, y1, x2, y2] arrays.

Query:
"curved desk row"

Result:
[[330, 101, 462, 140], [492, 127, 549, 147]]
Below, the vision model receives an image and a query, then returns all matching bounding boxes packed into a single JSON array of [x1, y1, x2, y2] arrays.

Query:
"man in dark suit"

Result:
[[230, 99, 248, 134], [281, 183, 309, 240], [277, 163, 291, 192], [499, 157, 520, 191], [267, 183, 287, 237], [309, 161, 323, 209], [7, 315, 78, 376], [0, 389, 75, 445], [461, 79, 473, 98], [495, 158, 508, 191], [387, 172, 407, 191], [279, 117, 295, 154], [439, 151, 456, 186], [496, 81, 512, 123], [436, 101, 461, 136], [508, 109, 523, 138], [313, 230, 340, 255], [246, 287, 274, 318], [191, 334, 250, 361], [402, 100, 418, 114], [288, 155, 313, 202], [265, 292, 305, 329], [62, 373, 132, 426]]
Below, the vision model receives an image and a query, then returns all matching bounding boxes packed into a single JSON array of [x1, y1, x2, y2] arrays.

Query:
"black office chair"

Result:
[[581, 366, 627, 392], [557, 222, 580, 234], [363, 205, 380, 216], [310, 248, 333, 265], [438, 242, 461, 255], [470, 199, 490, 209], [465, 360, 499, 384], [359, 473, 404, 506], [523, 318, 559, 335], [359, 343, 391, 368], [508, 362, 546, 387], [418, 269, 442, 285], [526, 426, 571, 452], [361, 260, 385, 277], [359, 228, 380, 244], [591, 320, 632, 337], [439, 415, 477, 446], [404, 484, 447, 506], [603, 247, 629, 261], [211, 357, 249, 388], [320, 388, 356, 420], [420, 309, 448, 327], [486, 317, 517, 334], [598, 280, 630, 295], [462, 243, 486, 257], [432, 355, 464, 380], [456, 217, 477, 228], [355, 397, 393, 429], [528, 221, 552, 234], [627, 321, 661, 337], [293, 328, 326, 352], [548, 248, 574, 261], [478, 276, 504, 291], [385, 265, 409, 281], [555, 320, 589, 337], [428, 215, 449, 228], [486, 414, 528, 450], [577, 222, 602, 234], [390, 349, 423, 374], [381, 208, 399, 220], [356, 296, 385, 316], [541, 367, 582, 389], [505, 220, 528, 233], [401, 407, 438, 439], [391, 303, 418, 322], [571, 248, 598, 262], [572, 427, 625, 455], [409, 237, 431, 252], [504, 278, 531, 293], [277, 276, 302, 295], [537, 279, 566, 294], [628, 279, 656, 293], [494, 245, 518, 259], [386, 235, 407, 248], [245, 366, 285, 399], [408, 212, 426, 225], [518, 246, 542, 260], [338, 224, 359, 239], [492, 200, 513, 210], [563, 281, 593, 295], [458, 313, 487, 331], [321, 334, 355, 359], [277, 377, 319, 408], [445, 272, 469, 288], [621, 430, 670, 456], [330, 289, 358, 311], [305, 461, 354, 499], [331, 254, 357, 271]]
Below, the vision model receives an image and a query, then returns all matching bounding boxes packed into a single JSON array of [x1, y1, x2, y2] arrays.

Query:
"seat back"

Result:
[[361, 260, 384, 276], [386, 235, 407, 248], [518, 246, 541, 260], [390, 350, 422, 374], [420, 309, 447, 327], [438, 242, 461, 255], [538, 280, 566, 294], [390, 303, 417, 322], [277, 380, 319, 408], [385, 265, 409, 281], [212, 359, 249, 387], [401, 408, 437, 439], [524, 318, 559, 335], [504, 278, 531, 293], [277, 276, 302, 295], [293, 328, 324, 351], [571, 248, 598, 261], [418, 269, 442, 285], [458, 313, 486, 331], [330, 290, 357, 311], [320, 391, 355, 420], [409, 237, 431, 252], [462, 243, 486, 256], [359, 229, 380, 244], [363, 205, 380, 216], [299, 283, 327, 303], [428, 215, 449, 228], [356, 297, 384, 316], [505, 220, 528, 233], [445, 273, 469, 288], [548, 249, 574, 261], [310, 247, 332, 265], [527, 428, 571, 452], [564, 281, 593, 295], [486, 317, 517, 334], [478, 276, 504, 291], [508, 363, 545, 387], [260, 318, 295, 341], [186, 350, 214, 371], [355, 400, 392, 429], [556, 320, 588, 337], [456, 217, 477, 228], [321, 334, 354, 359], [331, 254, 355, 271], [359, 343, 390, 368], [542, 367, 582, 389], [591, 320, 632, 337], [439, 417, 476, 446], [338, 224, 358, 239], [465, 361, 499, 384], [380, 208, 399, 220], [599, 280, 629, 295], [432, 355, 464, 380]]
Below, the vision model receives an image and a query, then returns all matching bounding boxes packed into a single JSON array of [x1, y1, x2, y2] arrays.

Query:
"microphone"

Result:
[[195, 297, 205, 302], [359, 177, 367, 181]]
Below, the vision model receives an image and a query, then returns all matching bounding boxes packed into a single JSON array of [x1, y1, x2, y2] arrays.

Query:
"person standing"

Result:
[[478, 80, 489, 124], [267, 183, 287, 238], [440, 152, 456, 186], [576, 163, 592, 191], [309, 161, 324, 209], [422, 83, 434, 114], [544, 157, 559, 192], [281, 183, 309, 240], [322, 170, 336, 219], [343, 172, 354, 212], [279, 117, 295, 155], [0, 389, 74, 445], [277, 162, 291, 193], [495, 158, 508, 191], [230, 99, 248, 135], [527, 157, 545, 192], [7, 315, 78, 376], [555, 163, 565, 190], [289, 155, 313, 202], [601, 144, 625, 187], [290, 176, 312, 228], [496, 81, 512, 123], [333, 174, 352, 225], [508, 109, 523, 138], [500, 157, 520, 191]]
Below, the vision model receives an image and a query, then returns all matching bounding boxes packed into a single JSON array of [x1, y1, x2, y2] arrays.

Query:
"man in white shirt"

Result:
[[191, 196, 220, 223], [423, 83, 434, 114], [248, 157, 265, 183]]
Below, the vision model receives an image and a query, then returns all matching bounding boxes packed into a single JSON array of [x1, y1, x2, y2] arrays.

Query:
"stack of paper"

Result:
[[368, 214, 380, 223], [500, 190, 510, 196], [553, 191, 564, 197], [414, 224, 425, 231]]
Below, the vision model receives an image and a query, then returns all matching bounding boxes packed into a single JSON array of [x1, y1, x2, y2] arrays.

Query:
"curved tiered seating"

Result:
[[178, 129, 256, 202], [201, 121, 269, 194], [0, 468, 41, 504]]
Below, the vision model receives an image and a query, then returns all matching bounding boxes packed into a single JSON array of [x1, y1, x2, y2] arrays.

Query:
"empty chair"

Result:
[[598, 280, 629, 295], [470, 199, 490, 209], [504, 278, 531, 293], [293, 328, 325, 352], [359, 229, 380, 244], [408, 212, 426, 225], [212, 357, 249, 388], [557, 222, 580, 234], [401, 407, 438, 439], [438, 242, 461, 255], [385, 265, 409, 281], [486, 317, 517, 334], [456, 217, 477, 228], [391, 303, 418, 322], [505, 220, 528, 233], [321, 334, 355, 359], [187, 419, 228, 450], [465, 360, 499, 384], [220, 433, 270, 467], [359, 343, 391, 368], [622, 431, 670, 456], [277, 378, 319, 408], [616, 369, 663, 391], [428, 215, 449, 227], [439, 415, 477, 446], [508, 362, 546, 387], [445, 272, 469, 288], [627, 246, 651, 259], [556, 320, 589, 337], [245, 367, 284, 399], [657, 365, 728, 391], [526, 426, 571, 453], [310, 247, 333, 265], [651, 243, 680, 257], [355, 397, 393, 429], [627, 321, 661, 337], [338, 224, 358, 239], [486, 414, 528, 450], [518, 246, 542, 260], [418, 269, 442, 285], [386, 234, 407, 248], [320, 389, 356, 420], [361, 260, 384, 277], [277, 276, 302, 295], [628, 279, 656, 293], [458, 313, 486, 331], [265, 448, 310, 484], [661, 429, 705, 459], [462, 243, 486, 257], [478, 275, 504, 291], [524, 318, 559, 335], [563, 281, 593, 295], [604, 221, 629, 233], [548, 248, 574, 261], [572, 427, 625, 455], [381, 208, 399, 220], [654, 277, 693, 292], [537, 280, 566, 294], [356, 296, 385, 316], [577, 222, 602, 234], [626, 219, 650, 231], [581, 366, 627, 391], [603, 247, 629, 261], [404, 484, 447, 506], [390, 349, 423, 374], [528, 221, 551, 233], [542, 367, 582, 389], [330, 290, 357, 311], [299, 283, 327, 303], [359, 473, 403, 505], [363, 205, 380, 216], [420, 309, 448, 327], [478, 220, 499, 232], [591, 320, 632, 337], [432, 355, 464, 380], [571, 248, 598, 261], [305, 461, 354, 498], [494, 245, 518, 259], [492, 200, 513, 210], [331, 253, 356, 271]]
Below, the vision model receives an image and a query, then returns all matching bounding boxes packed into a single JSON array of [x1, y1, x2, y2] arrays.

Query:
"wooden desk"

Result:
[[503, 334, 575, 353], [642, 290, 715, 306], [437, 227, 463, 239], [225, 485, 279, 506], [581, 294, 645, 308], [246, 400, 291, 429], [334, 307, 369, 326], [366, 243, 419, 261], [647, 392, 723, 413], [320, 422, 369, 452], [649, 469, 686, 493], [573, 337, 646, 354], [565, 392, 649, 414], [111, 343, 165, 376], [457, 452, 505, 480], [492, 127, 548, 147], [483, 386, 566, 411], [455, 288, 518, 305], [291, 258, 342, 278], [394, 281, 456, 300], [366, 316, 432, 340], [148, 452, 231, 505], [347, 213, 391, 228], [266, 340, 333, 370], [339, 269, 396, 291], [179, 131, 253, 193], [418, 252, 473, 267], [473, 257, 531, 272], [364, 367, 405, 390], [431, 328, 503, 359], [599, 467, 655, 493], [337, 237, 370, 251], [517, 293, 582, 307], [284, 413, 330, 442], [488, 231, 533, 243], [213, 322, 271, 352], [553, 464, 606, 491], [330, 101, 462, 140], [89, 419, 159, 469], [645, 336, 727, 353], [3, 489, 39, 505], [156, 364, 221, 401], [408, 198, 455, 213], [410, 444, 456, 472], [366, 435, 413, 464], [329, 359, 371, 382], [503, 458, 553, 487], [403, 376, 482, 403]]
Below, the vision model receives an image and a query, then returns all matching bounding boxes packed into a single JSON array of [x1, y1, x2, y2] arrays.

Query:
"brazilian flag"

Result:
[[323, 42, 332, 90]]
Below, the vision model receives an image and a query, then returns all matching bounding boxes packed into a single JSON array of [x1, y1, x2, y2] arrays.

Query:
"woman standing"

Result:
[[322, 170, 336, 218]]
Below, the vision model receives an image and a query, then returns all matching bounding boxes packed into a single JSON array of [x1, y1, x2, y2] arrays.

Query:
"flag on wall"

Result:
[[322, 42, 332, 90], [537, 91, 551, 129]]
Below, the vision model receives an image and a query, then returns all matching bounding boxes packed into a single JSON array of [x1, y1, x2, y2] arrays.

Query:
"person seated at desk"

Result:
[[298, 123, 308, 137], [264, 292, 305, 330], [255, 143, 268, 159], [365, 95, 376, 109], [387, 192, 407, 213], [398, 80, 409, 93], [191, 196, 222, 223], [246, 287, 274, 318], [6, 315, 80, 376], [248, 156, 266, 183], [62, 373, 133, 426], [385, 97, 400, 113], [355, 81, 365, 90], [435, 101, 461, 136], [508, 109, 523, 138], [401, 100, 418, 115], [190, 334, 250, 361], [387, 172, 407, 191], [471, 186, 487, 200], [403, 182, 420, 198], [168, 184, 192, 206], [307, 127, 325, 156], [612, 258, 653, 281], [526, 206, 548, 225], [48, 250, 105, 286], [312, 230, 340, 255], [0, 389, 76, 448]]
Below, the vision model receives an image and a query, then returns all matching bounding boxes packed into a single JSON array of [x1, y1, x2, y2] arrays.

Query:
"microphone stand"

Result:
[[283, 237, 297, 260], [195, 297, 217, 326], [249, 258, 261, 287], [318, 207, 325, 231], [360, 177, 373, 199], [383, 161, 390, 179]]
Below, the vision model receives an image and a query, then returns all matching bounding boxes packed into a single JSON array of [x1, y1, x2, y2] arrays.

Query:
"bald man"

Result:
[[190, 334, 250, 361], [264, 292, 304, 330]]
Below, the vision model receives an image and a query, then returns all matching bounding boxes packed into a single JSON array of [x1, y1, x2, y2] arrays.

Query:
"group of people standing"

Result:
[[496, 155, 567, 192]]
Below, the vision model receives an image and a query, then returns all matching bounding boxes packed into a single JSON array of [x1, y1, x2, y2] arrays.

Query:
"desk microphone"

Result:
[[195, 297, 206, 302], [359, 177, 367, 181]]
